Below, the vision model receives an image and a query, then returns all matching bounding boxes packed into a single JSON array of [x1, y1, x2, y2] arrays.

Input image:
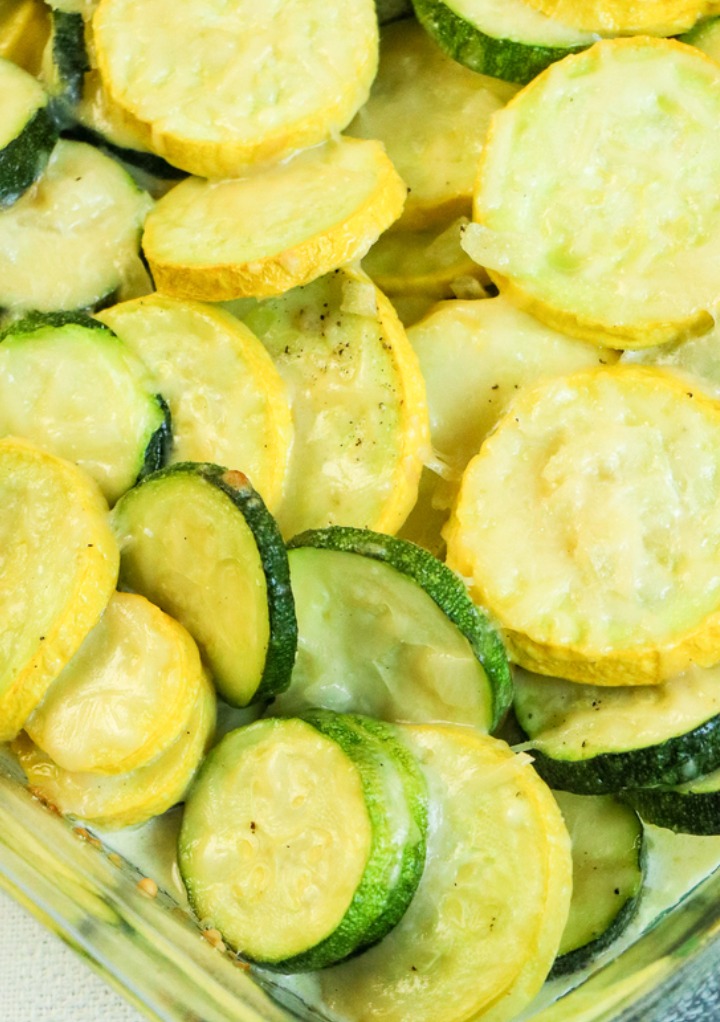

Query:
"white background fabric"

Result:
[[0, 888, 143, 1021]]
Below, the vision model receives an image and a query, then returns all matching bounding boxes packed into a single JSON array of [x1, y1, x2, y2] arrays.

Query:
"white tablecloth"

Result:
[[0, 888, 144, 1022]]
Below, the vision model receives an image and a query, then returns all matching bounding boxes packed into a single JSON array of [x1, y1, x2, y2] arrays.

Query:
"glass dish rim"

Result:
[[2, 755, 720, 1022]]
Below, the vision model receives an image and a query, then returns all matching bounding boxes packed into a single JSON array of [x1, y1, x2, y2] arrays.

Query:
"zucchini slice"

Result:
[[40, 9, 88, 125], [142, 137, 406, 302], [273, 526, 512, 732], [178, 712, 427, 971], [621, 317, 720, 400], [552, 791, 645, 976], [14, 666, 215, 829], [111, 462, 297, 707], [411, 0, 597, 86], [0, 57, 57, 206], [624, 766, 720, 835], [445, 366, 720, 686], [26, 591, 204, 775], [513, 665, 720, 793], [466, 37, 720, 348], [0, 437, 118, 742], [92, 0, 378, 177], [347, 19, 516, 230], [319, 725, 572, 1022], [96, 294, 293, 514], [523, 0, 714, 34], [232, 266, 429, 539], [0, 312, 169, 505], [0, 139, 152, 314]]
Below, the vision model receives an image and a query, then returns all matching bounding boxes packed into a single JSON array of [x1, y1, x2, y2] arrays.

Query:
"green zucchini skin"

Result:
[[287, 526, 513, 731], [0, 105, 58, 207], [201, 464, 297, 703], [278, 710, 428, 971], [521, 714, 720, 795], [47, 10, 89, 126], [411, 0, 590, 85], [115, 462, 297, 705], [329, 712, 428, 951], [64, 123, 186, 181], [138, 392, 172, 482], [550, 792, 645, 977], [622, 774, 720, 835]]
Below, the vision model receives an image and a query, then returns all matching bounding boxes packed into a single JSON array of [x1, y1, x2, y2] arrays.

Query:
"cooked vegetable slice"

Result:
[[465, 38, 720, 348], [0, 0, 50, 75], [411, 0, 597, 86], [14, 667, 215, 829], [232, 266, 429, 538], [96, 295, 292, 514], [446, 366, 720, 685], [552, 791, 644, 976], [179, 712, 427, 970], [682, 14, 720, 60], [142, 137, 406, 302], [70, 70, 185, 180], [40, 9, 88, 125], [0, 437, 118, 742], [26, 592, 204, 775], [362, 218, 490, 301], [513, 665, 720, 793], [0, 312, 169, 505], [411, 296, 616, 483], [623, 766, 720, 835], [273, 526, 511, 732], [319, 725, 572, 1022], [112, 463, 297, 707], [523, 0, 714, 34], [0, 57, 57, 206], [92, 0, 378, 177], [347, 19, 516, 229], [0, 139, 152, 314], [621, 321, 720, 400]]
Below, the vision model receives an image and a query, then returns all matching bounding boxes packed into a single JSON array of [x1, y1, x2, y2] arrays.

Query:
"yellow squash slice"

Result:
[[26, 592, 204, 776], [401, 295, 615, 556], [522, 0, 716, 34], [91, 0, 378, 178], [15, 668, 215, 829], [142, 137, 406, 302], [233, 265, 429, 538], [0, 0, 50, 75], [97, 295, 293, 513], [0, 437, 118, 742], [320, 725, 572, 1022], [362, 218, 490, 303], [347, 19, 517, 230], [465, 37, 720, 348], [445, 365, 720, 685]]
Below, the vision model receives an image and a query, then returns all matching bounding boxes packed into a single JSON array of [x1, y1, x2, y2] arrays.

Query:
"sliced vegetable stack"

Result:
[[5, 3, 720, 1022]]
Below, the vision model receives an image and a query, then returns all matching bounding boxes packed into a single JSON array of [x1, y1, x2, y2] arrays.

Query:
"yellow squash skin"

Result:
[[0, 438, 119, 741]]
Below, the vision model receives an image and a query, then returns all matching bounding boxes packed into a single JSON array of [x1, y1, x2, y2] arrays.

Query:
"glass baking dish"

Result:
[[2, 745, 720, 1022]]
